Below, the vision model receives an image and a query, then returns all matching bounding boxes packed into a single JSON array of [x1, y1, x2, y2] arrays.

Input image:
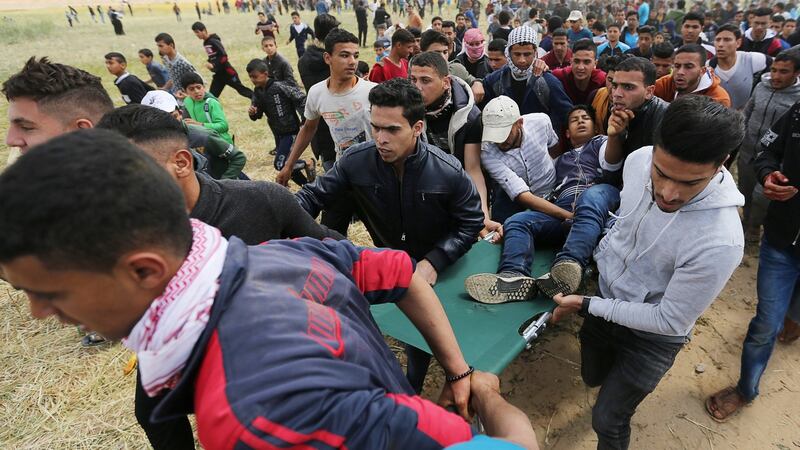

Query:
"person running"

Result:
[[104, 52, 154, 104], [155, 32, 199, 97], [181, 72, 235, 147], [138, 49, 171, 91], [705, 99, 800, 424], [261, 35, 298, 84], [0, 128, 485, 450], [286, 11, 315, 57], [254, 11, 280, 38], [191, 21, 254, 99], [247, 59, 314, 186], [550, 95, 746, 450]]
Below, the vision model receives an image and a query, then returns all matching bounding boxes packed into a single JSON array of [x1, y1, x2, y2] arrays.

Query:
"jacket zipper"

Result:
[[609, 200, 654, 291], [793, 226, 799, 247]]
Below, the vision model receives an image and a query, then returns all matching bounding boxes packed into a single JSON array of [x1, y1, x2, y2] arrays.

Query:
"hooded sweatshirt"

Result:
[[421, 76, 481, 165], [590, 147, 744, 342], [184, 92, 233, 144], [654, 70, 732, 107], [741, 28, 783, 56], [741, 75, 800, 160]]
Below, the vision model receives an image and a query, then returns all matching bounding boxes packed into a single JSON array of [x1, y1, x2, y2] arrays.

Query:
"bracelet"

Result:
[[446, 366, 474, 383]]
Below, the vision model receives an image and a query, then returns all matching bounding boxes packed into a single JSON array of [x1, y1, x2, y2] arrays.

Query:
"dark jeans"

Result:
[[580, 315, 683, 450], [499, 184, 620, 275], [737, 237, 800, 401], [135, 370, 195, 450], [209, 72, 254, 99], [273, 134, 308, 186]]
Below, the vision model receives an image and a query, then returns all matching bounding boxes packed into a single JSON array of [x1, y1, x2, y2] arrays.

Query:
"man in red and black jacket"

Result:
[[0, 129, 511, 450], [191, 21, 254, 99]]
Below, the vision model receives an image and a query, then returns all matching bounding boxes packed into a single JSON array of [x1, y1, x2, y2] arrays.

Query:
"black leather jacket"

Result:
[[296, 139, 484, 272]]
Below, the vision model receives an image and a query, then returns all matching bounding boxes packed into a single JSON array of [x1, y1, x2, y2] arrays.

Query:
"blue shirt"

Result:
[[145, 61, 170, 88], [622, 29, 639, 47], [567, 27, 593, 43], [315, 0, 329, 14], [639, 2, 650, 25], [465, 9, 479, 28], [597, 41, 631, 57]]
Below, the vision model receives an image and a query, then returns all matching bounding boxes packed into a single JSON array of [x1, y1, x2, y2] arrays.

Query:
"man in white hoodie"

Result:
[[550, 95, 745, 450]]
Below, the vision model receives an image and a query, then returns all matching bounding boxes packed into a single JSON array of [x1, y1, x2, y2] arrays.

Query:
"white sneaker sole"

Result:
[[464, 273, 539, 304]]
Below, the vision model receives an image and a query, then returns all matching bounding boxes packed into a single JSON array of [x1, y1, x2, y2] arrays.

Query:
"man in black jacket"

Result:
[[97, 103, 342, 450], [191, 22, 253, 99], [296, 79, 484, 392], [706, 101, 800, 422]]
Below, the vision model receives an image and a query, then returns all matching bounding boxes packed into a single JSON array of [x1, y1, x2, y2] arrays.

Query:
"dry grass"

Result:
[[0, 3, 466, 448]]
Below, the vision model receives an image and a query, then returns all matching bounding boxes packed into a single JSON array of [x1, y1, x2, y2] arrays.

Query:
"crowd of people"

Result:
[[3, 0, 800, 448]]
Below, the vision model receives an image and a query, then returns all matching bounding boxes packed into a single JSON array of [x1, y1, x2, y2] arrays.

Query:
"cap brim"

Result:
[[482, 124, 513, 143]]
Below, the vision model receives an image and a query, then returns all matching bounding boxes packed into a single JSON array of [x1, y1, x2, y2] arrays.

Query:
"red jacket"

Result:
[[551, 66, 607, 105], [369, 57, 409, 83]]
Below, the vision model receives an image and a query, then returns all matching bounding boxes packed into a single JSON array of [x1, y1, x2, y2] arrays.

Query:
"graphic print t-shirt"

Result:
[[304, 77, 377, 158]]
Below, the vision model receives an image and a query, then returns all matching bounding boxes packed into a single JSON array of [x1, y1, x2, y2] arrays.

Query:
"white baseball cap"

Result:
[[141, 90, 179, 113], [567, 10, 583, 22], [482, 96, 521, 143]]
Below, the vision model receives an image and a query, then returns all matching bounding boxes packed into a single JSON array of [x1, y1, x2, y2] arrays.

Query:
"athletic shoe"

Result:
[[81, 332, 107, 347], [536, 259, 583, 298], [464, 271, 539, 304]]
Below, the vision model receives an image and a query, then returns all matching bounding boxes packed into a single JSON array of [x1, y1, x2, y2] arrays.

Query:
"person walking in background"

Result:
[[97, 5, 105, 23], [174, 2, 182, 21], [355, 0, 369, 47], [109, 8, 125, 35], [287, 10, 315, 57]]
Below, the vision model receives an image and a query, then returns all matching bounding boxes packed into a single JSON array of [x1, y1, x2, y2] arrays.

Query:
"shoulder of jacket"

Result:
[[422, 143, 464, 171]]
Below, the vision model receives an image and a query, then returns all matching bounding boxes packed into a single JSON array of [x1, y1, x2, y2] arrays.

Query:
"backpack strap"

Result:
[[203, 99, 213, 123]]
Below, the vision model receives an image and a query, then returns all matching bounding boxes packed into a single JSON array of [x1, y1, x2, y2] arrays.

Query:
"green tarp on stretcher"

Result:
[[371, 241, 556, 374]]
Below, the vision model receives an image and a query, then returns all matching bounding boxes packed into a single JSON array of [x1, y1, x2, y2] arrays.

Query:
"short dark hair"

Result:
[[291, 10, 300, 16], [96, 104, 189, 159], [716, 23, 742, 39], [368, 78, 425, 126], [393, 28, 416, 46], [753, 6, 773, 17], [598, 53, 633, 72], [0, 129, 192, 271], [455, 12, 466, 20], [774, 48, 800, 71], [488, 38, 507, 52], [594, 21, 608, 32], [138, 48, 154, 58], [552, 27, 569, 38], [180, 72, 205, 88], [104, 52, 126, 64], [258, 11, 266, 16], [431, 15, 443, 23], [420, 29, 450, 50], [626, 10, 638, 18], [357, 60, 370, 77], [155, 32, 175, 47], [654, 95, 743, 165], [675, 43, 707, 65], [191, 21, 206, 31], [614, 56, 657, 85], [324, 28, 359, 54], [638, 25, 655, 36], [314, 13, 340, 41], [441, 20, 456, 29], [2, 57, 113, 125], [677, 0, 686, 8], [409, 51, 449, 77], [683, 11, 704, 24], [572, 38, 597, 54], [568, 104, 596, 123], [498, 11, 512, 25], [528, 7, 538, 19], [548, 16, 563, 32], [261, 35, 277, 43], [771, 14, 786, 23], [652, 41, 675, 58], [246, 58, 269, 73], [407, 27, 422, 39]]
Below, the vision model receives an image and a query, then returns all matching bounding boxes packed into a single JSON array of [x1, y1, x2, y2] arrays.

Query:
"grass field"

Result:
[[0, 3, 463, 448]]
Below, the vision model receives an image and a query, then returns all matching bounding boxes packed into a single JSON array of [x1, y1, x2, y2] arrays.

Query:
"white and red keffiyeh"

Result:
[[123, 219, 228, 397]]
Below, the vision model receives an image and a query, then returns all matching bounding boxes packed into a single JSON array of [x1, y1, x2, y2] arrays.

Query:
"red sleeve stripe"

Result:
[[350, 249, 413, 295], [251, 416, 349, 449], [194, 332, 247, 450], [385, 393, 473, 447]]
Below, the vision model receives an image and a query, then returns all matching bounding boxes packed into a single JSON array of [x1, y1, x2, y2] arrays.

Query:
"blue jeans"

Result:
[[273, 134, 308, 186], [499, 184, 620, 276], [737, 237, 800, 401]]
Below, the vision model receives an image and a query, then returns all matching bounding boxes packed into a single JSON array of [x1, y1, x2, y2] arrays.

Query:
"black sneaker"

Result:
[[81, 332, 107, 347], [464, 271, 539, 304]]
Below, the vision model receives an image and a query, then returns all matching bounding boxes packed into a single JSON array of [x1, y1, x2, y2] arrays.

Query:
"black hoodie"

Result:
[[203, 33, 234, 75], [297, 45, 336, 163]]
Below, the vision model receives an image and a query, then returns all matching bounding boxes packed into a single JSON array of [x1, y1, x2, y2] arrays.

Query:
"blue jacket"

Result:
[[153, 237, 475, 449], [483, 66, 574, 133]]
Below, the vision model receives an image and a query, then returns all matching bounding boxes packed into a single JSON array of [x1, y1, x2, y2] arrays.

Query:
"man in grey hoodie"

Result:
[[550, 95, 745, 450], [738, 50, 800, 242]]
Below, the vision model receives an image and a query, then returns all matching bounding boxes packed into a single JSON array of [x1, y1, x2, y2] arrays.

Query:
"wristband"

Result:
[[446, 366, 474, 383], [579, 296, 592, 317]]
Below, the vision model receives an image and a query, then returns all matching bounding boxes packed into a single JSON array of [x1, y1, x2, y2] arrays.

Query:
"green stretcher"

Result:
[[371, 240, 557, 374]]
